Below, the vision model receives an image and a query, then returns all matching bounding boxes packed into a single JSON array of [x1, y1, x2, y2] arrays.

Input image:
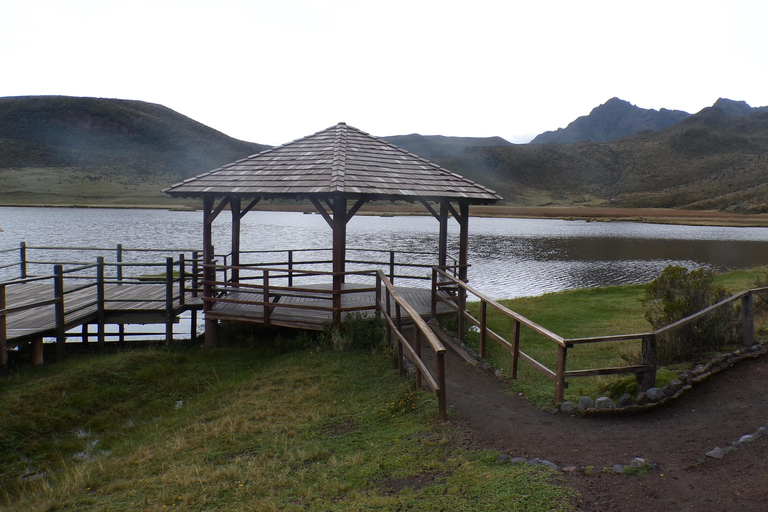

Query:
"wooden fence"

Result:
[[433, 267, 766, 404]]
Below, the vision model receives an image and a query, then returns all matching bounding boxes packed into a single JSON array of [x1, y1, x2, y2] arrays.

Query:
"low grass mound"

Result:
[[0, 333, 573, 511]]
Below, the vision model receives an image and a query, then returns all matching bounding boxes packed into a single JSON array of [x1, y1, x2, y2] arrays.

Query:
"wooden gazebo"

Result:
[[163, 122, 501, 345]]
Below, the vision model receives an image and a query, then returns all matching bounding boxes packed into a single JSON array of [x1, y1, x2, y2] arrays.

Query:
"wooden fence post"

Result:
[[741, 292, 755, 346], [431, 268, 437, 318], [116, 244, 123, 283], [191, 251, 199, 298], [413, 327, 422, 390], [396, 302, 404, 377], [178, 254, 186, 307], [375, 273, 382, 321], [637, 336, 658, 392], [510, 319, 521, 379], [54, 265, 66, 361], [97, 257, 105, 346], [555, 344, 568, 404], [436, 351, 447, 421], [288, 250, 294, 288], [389, 251, 395, 284], [457, 283, 465, 343], [19, 242, 27, 279], [263, 270, 271, 326], [479, 301, 487, 359], [0, 284, 6, 366]]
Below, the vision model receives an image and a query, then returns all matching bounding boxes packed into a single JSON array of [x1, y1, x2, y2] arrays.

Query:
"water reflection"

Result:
[[3, 207, 768, 299]]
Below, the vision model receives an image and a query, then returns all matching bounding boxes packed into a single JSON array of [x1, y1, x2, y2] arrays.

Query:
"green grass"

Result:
[[0, 337, 574, 511], [462, 266, 768, 407]]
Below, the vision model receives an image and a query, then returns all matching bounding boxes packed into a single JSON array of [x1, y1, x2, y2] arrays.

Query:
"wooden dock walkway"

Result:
[[4, 280, 203, 346]]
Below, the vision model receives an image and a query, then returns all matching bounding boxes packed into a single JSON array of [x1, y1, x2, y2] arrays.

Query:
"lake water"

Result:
[[3, 206, 768, 300]]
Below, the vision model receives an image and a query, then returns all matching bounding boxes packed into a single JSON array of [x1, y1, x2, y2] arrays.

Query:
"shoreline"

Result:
[[3, 203, 768, 228]]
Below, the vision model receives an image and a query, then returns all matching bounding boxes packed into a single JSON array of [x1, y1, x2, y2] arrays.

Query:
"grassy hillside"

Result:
[[440, 109, 768, 212], [0, 96, 270, 206], [0, 334, 573, 511]]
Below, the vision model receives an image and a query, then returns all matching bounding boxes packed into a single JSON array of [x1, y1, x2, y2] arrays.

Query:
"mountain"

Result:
[[0, 96, 269, 176], [381, 134, 512, 160], [531, 97, 690, 144], [438, 106, 768, 212], [711, 98, 768, 117]]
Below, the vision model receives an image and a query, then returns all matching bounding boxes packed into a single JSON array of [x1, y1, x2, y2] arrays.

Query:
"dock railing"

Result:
[[433, 267, 765, 404]]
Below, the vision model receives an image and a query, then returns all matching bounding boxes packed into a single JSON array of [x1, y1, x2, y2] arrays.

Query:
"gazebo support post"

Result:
[[230, 196, 241, 285], [203, 196, 218, 348], [438, 200, 449, 269], [332, 195, 347, 326]]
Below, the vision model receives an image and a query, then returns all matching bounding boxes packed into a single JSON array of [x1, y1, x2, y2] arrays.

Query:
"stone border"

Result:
[[572, 341, 768, 416]]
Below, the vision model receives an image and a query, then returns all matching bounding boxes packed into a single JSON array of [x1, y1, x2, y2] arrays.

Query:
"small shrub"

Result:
[[642, 265, 738, 364], [319, 313, 386, 352]]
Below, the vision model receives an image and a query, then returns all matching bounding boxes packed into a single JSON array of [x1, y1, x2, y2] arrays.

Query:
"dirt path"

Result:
[[437, 347, 768, 511]]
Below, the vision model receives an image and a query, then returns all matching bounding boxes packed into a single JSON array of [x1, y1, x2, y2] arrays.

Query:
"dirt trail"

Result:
[[436, 346, 768, 511]]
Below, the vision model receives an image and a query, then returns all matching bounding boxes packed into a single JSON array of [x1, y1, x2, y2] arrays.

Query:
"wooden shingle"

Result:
[[163, 122, 502, 204]]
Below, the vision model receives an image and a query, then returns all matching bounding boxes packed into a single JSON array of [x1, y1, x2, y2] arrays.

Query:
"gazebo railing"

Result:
[[215, 247, 461, 287]]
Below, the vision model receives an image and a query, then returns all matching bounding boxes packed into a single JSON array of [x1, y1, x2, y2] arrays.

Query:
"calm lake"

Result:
[[3, 206, 768, 300]]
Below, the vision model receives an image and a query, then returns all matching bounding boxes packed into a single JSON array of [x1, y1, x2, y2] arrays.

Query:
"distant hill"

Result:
[[531, 97, 690, 144], [439, 107, 768, 212], [0, 96, 269, 176], [381, 134, 512, 160]]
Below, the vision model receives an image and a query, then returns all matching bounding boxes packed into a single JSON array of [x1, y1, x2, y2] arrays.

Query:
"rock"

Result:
[[693, 364, 707, 375], [678, 370, 693, 384], [666, 379, 683, 394], [706, 447, 725, 459], [634, 392, 648, 406], [527, 458, 541, 466], [649, 463, 661, 472], [577, 396, 595, 413], [617, 393, 634, 408], [595, 397, 616, 410], [480, 362, 492, 372], [466, 349, 477, 359], [497, 454, 511, 464], [559, 401, 576, 415], [562, 466, 578, 473], [509, 457, 526, 465], [739, 434, 755, 444], [612, 464, 624, 473], [494, 369, 505, 380], [629, 457, 646, 467], [646, 388, 665, 402], [540, 460, 560, 471]]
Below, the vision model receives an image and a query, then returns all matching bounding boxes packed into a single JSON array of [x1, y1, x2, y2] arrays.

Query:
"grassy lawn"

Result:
[[462, 266, 768, 407], [0, 334, 574, 511]]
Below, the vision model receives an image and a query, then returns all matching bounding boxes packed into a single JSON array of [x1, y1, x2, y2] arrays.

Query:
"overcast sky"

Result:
[[2, 0, 767, 145]]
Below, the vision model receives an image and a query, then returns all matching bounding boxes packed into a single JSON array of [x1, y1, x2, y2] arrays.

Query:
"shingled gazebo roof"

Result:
[[163, 122, 501, 204]]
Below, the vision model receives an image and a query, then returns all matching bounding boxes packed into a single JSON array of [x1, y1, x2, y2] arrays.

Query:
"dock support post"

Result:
[[116, 244, 123, 283], [97, 257, 106, 347], [54, 265, 66, 361], [0, 284, 6, 366], [165, 257, 174, 345], [31, 338, 44, 366]]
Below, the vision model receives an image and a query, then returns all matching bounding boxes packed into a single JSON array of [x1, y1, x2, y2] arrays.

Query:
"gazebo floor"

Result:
[[206, 283, 454, 331]]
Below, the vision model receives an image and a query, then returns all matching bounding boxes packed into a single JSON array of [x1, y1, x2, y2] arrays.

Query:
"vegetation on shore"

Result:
[[0, 330, 573, 511], [463, 266, 768, 407]]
